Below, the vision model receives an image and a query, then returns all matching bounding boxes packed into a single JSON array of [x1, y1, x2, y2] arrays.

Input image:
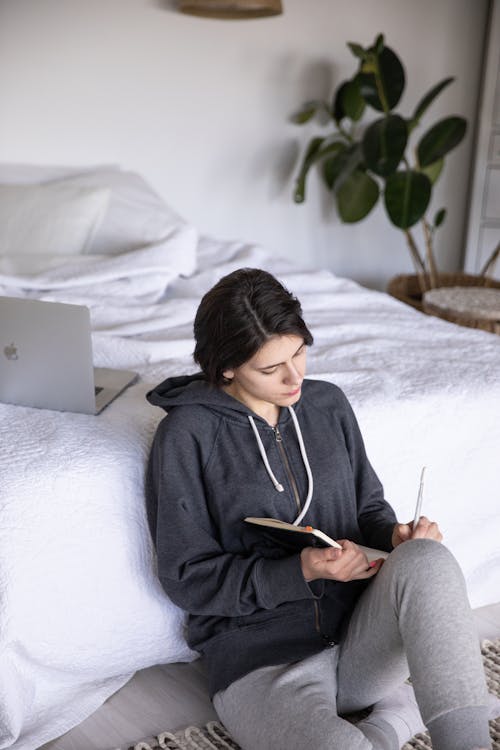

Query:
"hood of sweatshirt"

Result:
[[147, 372, 314, 522], [147, 371, 290, 423]]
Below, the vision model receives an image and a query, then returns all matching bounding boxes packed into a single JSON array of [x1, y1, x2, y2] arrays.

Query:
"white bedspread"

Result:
[[1, 231, 499, 750]]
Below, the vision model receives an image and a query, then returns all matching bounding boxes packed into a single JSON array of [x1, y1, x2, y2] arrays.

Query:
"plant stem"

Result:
[[404, 229, 426, 272], [404, 229, 427, 295], [422, 218, 439, 288], [338, 123, 353, 142], [479, 241, 500, 278]]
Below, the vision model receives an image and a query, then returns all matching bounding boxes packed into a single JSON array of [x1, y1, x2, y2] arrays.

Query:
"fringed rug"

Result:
[[114, 639, 500, 750]]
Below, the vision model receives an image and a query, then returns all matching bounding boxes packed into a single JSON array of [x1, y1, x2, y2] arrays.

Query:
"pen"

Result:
[[412, 466, 426, 528]]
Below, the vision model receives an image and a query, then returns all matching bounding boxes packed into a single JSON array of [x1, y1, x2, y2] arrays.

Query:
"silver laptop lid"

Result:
[[0, 296, 96, 413]]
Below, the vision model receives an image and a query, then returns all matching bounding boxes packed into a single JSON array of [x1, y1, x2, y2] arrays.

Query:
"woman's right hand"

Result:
[[300, 540, 383, 583]]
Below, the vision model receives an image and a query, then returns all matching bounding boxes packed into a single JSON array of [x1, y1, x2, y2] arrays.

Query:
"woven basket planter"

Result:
[[387, 273, 500, 334]]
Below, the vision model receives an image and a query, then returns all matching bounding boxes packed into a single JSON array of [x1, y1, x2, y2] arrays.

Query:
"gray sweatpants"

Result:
[[213, 539, 491, 750]]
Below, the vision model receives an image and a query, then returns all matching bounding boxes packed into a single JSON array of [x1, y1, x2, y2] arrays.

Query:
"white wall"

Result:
[[0, 0, 489, 288]]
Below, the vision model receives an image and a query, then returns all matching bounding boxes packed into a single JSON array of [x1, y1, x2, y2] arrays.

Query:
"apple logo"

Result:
[[3, 342, 19, 361]]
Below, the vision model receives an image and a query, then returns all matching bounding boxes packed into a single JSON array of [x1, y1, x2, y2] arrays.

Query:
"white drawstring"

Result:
[[288, 406, 314, 525], [247, 405, 313, 524], [248, 416, 284, 492]]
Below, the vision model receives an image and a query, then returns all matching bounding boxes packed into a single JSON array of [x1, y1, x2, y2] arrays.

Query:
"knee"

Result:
[[377, 541, 472, 629], [391, 537, 454, 565], [387, 539, 464, 588]]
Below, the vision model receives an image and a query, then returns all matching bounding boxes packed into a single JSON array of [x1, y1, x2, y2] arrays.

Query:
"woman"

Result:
[[146, 268, 496, 750]]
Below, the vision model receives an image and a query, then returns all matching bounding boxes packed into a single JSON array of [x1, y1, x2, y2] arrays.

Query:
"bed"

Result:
[[0, 165, 499, 750]]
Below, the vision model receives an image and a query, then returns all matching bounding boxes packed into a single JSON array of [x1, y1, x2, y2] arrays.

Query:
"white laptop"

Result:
[[0, 296, 138, 414]]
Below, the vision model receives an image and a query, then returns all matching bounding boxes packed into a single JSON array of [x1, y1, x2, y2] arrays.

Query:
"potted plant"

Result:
[[291, 33, 499, 310]]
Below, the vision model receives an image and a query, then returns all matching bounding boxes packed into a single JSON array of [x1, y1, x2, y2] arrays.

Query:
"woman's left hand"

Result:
[[392, 516, 443, 548]]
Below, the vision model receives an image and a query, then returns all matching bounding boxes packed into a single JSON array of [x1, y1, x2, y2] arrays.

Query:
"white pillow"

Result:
[[51, 169, 188, 255], [0, 182, 110, 255], [0, 164, 188, 256]]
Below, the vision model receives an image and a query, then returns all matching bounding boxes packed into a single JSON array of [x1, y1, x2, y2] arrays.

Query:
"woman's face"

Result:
[[222, 334, 307, 420]]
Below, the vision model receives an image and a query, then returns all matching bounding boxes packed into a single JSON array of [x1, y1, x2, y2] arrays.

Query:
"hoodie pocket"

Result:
[[236, 602, 305, 630]]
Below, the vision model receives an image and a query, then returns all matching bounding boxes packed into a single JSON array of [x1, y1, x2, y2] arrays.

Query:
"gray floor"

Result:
[[40, 602, 500, 750]]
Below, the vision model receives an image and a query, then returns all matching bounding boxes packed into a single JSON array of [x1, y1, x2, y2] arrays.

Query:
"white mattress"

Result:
[[0, 231, 499, 750]]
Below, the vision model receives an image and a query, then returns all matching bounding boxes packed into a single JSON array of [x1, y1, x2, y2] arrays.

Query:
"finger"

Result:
[[322, 547, 343, 562], [412, 516, 432, 538], [398, 523, 412, 541], [331, 540, 378, 580], [308, 547, 342, 569], [369, 557, 385, 569], [412, 518, 443, 541], [343, 550, 374, 579], [339, 540, 368, 561], [314, 546, 342, 560], [426, 522, 443, 541], [323, 549, 364, 581], [351, 563, 382, 580], [413, 516, 432, 539], [337, 539, 352, 550], [335, 540, 358, 564]]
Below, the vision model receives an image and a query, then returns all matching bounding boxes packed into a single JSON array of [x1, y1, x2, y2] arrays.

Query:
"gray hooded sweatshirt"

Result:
[[145, 374, 396, 697]]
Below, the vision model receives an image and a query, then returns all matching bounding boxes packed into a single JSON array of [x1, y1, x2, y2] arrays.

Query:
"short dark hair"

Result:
[[193, 268, 313, 386]]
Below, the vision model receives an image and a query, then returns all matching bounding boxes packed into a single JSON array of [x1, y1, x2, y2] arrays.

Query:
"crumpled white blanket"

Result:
[[0, 383, 195, 750], [0, 227, 200, 750], [0, 224, 198, 295], [1, 233, 499, 750]]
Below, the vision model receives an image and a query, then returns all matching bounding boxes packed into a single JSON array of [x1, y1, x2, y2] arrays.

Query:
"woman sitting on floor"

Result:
[[146, 267, 498, 750]]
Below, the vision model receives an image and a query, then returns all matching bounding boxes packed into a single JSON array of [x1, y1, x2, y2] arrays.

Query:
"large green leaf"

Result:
[[417, 117, 467, 167], [342, 77, 365, 121], [411, 77, 454, 124], [322, 144, 362, 190], [384, 170, 431, 228], [336, 169, 380, 223], [374, 34, 385, 54], [291, 100, 329, 124], [294, 139, 347, 202], [420, 157, 444, 185], [323, 153, 345, 191], [347, 41, 368, 61], [362, 114, 407, 176], [293, 137, 325, 203], [333, 78, 365, 123], [358, 46, 405, 112], [333, 82, 350, 123]]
